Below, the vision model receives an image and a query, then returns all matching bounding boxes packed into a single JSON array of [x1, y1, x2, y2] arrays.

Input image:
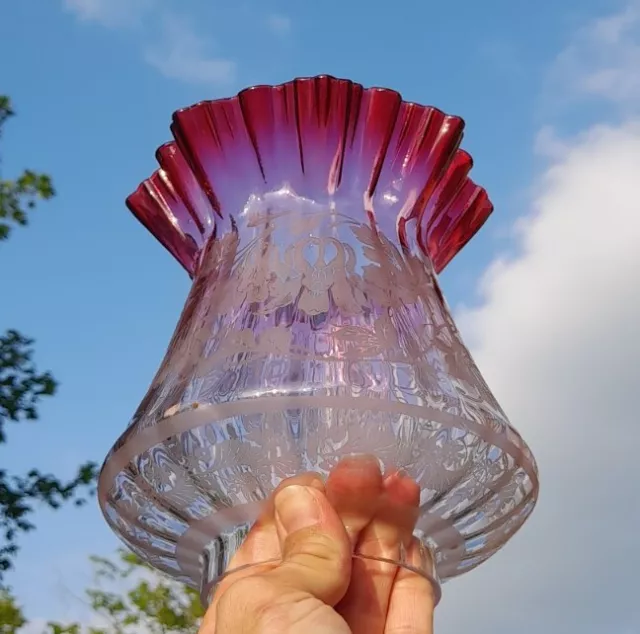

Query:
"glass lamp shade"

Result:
[[98, 76, 539, 606]]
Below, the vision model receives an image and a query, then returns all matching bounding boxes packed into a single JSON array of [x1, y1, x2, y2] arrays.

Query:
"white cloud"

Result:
[[533, 125, 571, 160], [266, 13, 292, 35], [63, 2, 237, 84], [548, 0, 640, 109], [63, 0, 153, 28], [439, 116, 640, 634], [144, 15, 237, 86], [436, 5, 640, 632]]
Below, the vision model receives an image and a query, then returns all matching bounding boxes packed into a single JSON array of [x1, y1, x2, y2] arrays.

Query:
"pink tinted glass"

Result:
[[99, 76, 538, 608]]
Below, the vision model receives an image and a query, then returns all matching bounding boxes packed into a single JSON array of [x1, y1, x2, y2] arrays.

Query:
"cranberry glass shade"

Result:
[[98, 76, 539, 605]]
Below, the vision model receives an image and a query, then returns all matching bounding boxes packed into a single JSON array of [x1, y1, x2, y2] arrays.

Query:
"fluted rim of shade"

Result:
[[126, 75, 493, 276]]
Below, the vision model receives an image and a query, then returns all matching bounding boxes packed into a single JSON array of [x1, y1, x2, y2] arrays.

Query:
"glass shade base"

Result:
[[101, 397, 535, 605]]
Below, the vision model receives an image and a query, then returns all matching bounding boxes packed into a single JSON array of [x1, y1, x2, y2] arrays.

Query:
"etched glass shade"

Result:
[[98, 76, 539, 605]]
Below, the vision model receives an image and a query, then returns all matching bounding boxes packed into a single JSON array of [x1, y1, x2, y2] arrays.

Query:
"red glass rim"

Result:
[[126, 75, 493, 277]]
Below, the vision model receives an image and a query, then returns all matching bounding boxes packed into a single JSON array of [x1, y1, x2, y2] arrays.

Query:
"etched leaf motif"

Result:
[[352, 225, 436, 307], [331, 276, 365, 314], [352, 224, 404, 266], [234, 242, 275, 304], [266, 244, 303, 310], [404, 254, 435, 296], [295, 237, 340, 315], [199, 232, 239, 280], [259, 325, 291, 354], [373, 314, 401, 349], [351, 223, 384, 250], [331, 242, 367, 314]]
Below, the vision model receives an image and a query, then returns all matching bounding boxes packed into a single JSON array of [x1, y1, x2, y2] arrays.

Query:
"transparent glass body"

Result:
[[98, 76, 539, 606]]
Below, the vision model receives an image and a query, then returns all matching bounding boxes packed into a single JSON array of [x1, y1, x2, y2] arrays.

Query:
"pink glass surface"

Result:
[[98, 76, 539, 606]]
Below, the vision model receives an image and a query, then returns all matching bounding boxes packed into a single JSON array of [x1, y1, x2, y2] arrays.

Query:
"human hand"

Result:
[[199, 456, 437, 633]]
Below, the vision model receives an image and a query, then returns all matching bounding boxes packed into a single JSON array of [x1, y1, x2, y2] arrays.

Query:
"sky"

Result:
[[0, 0, 639, 631]]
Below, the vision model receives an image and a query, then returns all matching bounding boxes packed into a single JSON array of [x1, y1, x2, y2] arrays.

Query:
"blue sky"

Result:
[[1, 0, 639, 632]]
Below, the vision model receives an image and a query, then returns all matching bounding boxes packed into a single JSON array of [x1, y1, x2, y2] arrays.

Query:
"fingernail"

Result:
[[340, 454, 381, 470], [307, 476, 326, 492], [275, 485, 322, 534], [384, 468, 408, 481]]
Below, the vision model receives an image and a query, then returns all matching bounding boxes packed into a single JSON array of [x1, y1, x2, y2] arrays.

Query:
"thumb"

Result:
[[212, 484, 352, 634], [264, 483, 352, 606]]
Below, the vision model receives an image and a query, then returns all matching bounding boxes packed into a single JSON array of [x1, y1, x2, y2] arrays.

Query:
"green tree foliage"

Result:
[[0, 551, 204, 634], [0, 95, 98, 582], [0, 96, 55, 241], [0, 589, 26, 634]]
